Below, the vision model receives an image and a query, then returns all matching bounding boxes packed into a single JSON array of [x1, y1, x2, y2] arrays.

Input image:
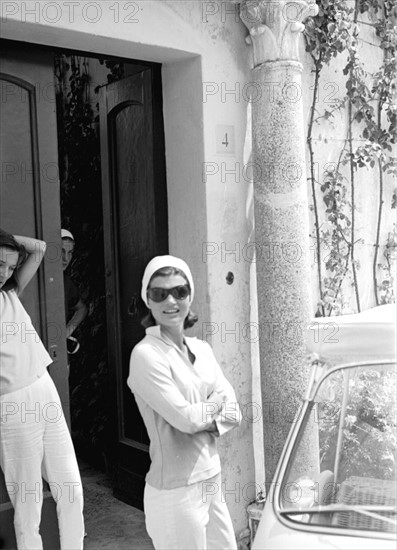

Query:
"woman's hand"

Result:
[[205, 391, 227, 413], [204, 392, 227, 434]]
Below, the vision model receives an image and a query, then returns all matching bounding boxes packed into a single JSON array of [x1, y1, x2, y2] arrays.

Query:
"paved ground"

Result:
[[80, 462, 154, 550]]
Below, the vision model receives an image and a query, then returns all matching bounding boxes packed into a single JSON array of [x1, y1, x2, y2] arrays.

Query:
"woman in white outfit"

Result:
[[0, 228, 84, 549], [127, 255, 241, 550]]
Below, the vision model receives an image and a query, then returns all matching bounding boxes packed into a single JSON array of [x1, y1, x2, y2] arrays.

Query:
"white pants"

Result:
[[0, 372, 84, 550], [144, 473, 237, 550]]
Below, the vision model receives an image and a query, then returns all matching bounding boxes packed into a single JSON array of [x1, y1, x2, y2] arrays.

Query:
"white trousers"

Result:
[[144, 473, 237, 550], [0, 372, 85, 550]]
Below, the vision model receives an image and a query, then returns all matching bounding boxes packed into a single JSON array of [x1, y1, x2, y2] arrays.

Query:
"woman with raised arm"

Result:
[[0, 228, 84, 549], [128, 255, 241, 550]]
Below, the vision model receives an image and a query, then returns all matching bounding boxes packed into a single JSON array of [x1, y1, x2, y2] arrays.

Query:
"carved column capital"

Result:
[[239, 0, 318, 66]]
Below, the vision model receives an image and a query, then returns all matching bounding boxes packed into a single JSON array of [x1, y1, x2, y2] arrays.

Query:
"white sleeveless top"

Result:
[[0, 289, 52, 396]]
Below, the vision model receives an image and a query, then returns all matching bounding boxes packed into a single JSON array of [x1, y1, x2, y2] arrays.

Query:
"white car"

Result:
[[252, 304, 397, 549]]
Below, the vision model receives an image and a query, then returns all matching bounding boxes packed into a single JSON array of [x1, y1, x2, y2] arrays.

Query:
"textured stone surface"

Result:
[[253, 63, 313, 482], [240, 2, 315, 482]]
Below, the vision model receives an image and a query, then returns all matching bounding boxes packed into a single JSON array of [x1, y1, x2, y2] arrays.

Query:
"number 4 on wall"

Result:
[[215, 125, 235, 155]]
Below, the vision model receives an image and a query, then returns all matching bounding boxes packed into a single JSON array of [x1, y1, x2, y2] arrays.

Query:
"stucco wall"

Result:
[[1, 0, 258, 539], [164, 2, 262, 526]]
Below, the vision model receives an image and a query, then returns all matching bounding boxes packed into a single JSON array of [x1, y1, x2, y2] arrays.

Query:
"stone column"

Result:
[[239, 0, 318, 483]]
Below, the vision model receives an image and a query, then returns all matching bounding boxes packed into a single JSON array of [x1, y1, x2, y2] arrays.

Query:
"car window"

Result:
[[278, 362, 396, 534]]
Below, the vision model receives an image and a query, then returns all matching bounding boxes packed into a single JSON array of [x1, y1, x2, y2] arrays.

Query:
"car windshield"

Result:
[[279, 361, 397, 534]]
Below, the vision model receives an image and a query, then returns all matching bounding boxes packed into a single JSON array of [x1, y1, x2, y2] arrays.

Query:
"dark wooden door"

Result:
[[0, 41, 66, 548], [99, 68, 168, 508]]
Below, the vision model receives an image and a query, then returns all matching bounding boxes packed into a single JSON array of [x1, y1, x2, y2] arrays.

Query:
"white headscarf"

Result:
[[61, 229, 74, 241], [141, 255, 194, 307]]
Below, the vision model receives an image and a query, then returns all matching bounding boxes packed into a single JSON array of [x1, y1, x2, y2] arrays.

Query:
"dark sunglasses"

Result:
[[147, 284, 190, 303]]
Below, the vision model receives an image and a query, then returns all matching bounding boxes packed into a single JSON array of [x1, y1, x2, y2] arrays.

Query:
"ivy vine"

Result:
[[305, 0, 396, 316]]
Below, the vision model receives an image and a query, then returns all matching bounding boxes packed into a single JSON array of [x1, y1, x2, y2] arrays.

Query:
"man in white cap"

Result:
[[61, 229, 87, 349]]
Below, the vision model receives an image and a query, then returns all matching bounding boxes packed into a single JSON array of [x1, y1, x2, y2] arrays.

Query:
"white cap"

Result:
[[141, 255, 194, 307], [61, 229, 74, 241]]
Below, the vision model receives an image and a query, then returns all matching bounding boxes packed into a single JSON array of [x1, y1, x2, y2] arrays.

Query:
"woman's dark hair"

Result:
[[139, 266, 198, 329], [0, 228, 27, 291]]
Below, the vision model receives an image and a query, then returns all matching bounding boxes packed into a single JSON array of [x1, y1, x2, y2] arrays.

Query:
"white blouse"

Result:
[[0, 289, 52, 396], [127, 325, 241, 490]]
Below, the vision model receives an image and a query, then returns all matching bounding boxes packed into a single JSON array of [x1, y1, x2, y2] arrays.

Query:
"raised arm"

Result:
[[13, 235, 46, 294]]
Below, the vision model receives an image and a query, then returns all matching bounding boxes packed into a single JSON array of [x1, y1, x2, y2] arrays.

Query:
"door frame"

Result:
[[0, 23, 211, 490], [0, 31, 209, 331], [1, 38, 171, 509]]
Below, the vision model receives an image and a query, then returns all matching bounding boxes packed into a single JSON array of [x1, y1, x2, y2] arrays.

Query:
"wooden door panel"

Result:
[[0, 44, 67, 398], [0, 41, 66, 549], [100, 68, 168, 508], [0, 75, 42, 328]]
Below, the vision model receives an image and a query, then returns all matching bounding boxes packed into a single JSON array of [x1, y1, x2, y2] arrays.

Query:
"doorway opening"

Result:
[[54, 48, 169, 508]]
